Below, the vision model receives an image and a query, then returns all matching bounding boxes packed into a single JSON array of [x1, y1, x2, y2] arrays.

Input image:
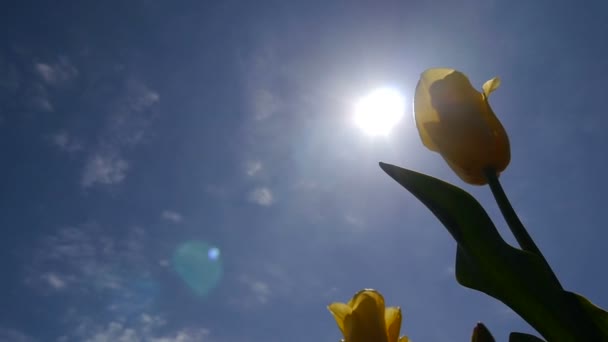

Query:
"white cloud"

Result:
[[26, 224, 174, 337], [30, 95, 54, 112], [250, 281, 270, 304], [343, 214, 365, 229], [0, 56, 79, 114], [29, 92, 53, 112], [248, 187, 274, 206], [105, 80, 159, 147], [81, 153, 129, 187], [240, 42, 284, 121], [233, 274, 272, 308], [246, 160, 262, 176], [63, 314, 210, 342], [42, 272, 66, 289], [149, 329, 210, 342], [27, 224, 147, 295], [252, 88, 280, 120], [82, 322, 138, 342], [35, 58, 78, 85], [127, 83, 159, 112], [229, 261, 330, 312], [51, 131, 83, 152], [0, 328, 36, 342], [161, 210, 183, 223], [52, 131, 69, 148], [80, 80, 159, 188], [35, 63, 55, 82]]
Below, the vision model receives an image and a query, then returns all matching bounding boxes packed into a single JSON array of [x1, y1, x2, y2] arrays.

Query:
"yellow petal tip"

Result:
[[482, 76, 501, 97]]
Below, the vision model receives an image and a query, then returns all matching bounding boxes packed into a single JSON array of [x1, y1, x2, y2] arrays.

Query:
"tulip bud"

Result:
[[472, 322, 496, 342], [328, 289, 409, 342], [414, 68, 510, 185]]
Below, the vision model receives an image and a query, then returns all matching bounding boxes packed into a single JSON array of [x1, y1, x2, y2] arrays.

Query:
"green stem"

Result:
[[484, 168, 563, 289]]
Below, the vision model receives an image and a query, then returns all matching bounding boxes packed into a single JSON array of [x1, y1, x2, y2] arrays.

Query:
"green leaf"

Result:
[[567, 291, 608, 336], [509, 332, 545, 342], [379, 162, 608, 341]]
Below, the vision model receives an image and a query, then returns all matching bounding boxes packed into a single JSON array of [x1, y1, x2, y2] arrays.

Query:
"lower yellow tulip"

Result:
[[328, 289, 409, 342]]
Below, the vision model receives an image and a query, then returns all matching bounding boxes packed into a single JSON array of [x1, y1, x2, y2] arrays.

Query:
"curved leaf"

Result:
[[509, 332, 545, 342], [379, 162, 608, 341], [567, 291, 608, 337]]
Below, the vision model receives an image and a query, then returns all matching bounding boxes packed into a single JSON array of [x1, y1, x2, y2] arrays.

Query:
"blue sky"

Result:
[[1, 1, 608, 341]]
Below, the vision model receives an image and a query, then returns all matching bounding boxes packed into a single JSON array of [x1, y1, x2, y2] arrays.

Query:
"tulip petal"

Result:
[[349, 289, 385, 310], [422, 122, 490, 185], [482, 77, 501, 97], [414, 68, 510, 184], [398, 336, 410, 342], [481, 103, 510, 175], [328, 302, 352, 337], [414, 68, 456, 151], [385, 306, 402, 342], [349, 292, 388, 342]]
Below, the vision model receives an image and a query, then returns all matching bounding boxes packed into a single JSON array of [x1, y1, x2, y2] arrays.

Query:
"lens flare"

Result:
[[208, 247, 220, 260], [172, 241, 223, 297]]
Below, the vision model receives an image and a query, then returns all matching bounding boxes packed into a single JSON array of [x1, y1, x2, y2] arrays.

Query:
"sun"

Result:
[[353, 87, 406, 137]]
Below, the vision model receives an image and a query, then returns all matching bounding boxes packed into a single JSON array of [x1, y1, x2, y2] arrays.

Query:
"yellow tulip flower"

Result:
[[328, 289, 409, 342], [413, 68, 510, 185]]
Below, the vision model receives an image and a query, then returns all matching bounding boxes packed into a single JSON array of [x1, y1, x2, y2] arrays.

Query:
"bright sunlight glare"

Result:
[[354, 87, 406, 137]]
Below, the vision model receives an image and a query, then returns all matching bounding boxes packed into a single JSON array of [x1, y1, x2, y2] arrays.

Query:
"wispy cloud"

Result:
[[252, 88, 280, 120], [0, 328, 36, 342], [28, 83, 54, 112], [34, 58, 78, 85], [80, 80, 159, 188], [25, 57, 78, 113], [81, 153, 129, 187], [25, 223, 173, 338], [22, 59, 160, 189], [231, 274, 272, 309], [161, 210, 183, 223], [104, 80, 159, 146], [61, 314, 210, 342], [42, 272, 67, 289], [240, 42, 285, 122], [0, 54, 78, 114], [245, 160, 263, 177], [26, 223, 148, 297], [241, 275, 271, 304], [51, 131, 83, 152], [343, 213, 365, 230], [248, 187, 274, 206], [229, 261, 331, 311]]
